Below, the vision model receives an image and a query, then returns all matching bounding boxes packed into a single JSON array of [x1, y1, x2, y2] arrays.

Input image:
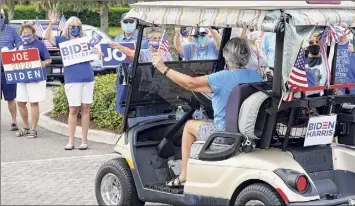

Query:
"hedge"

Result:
[[52, 74, 123, 132], [3, 5, 130, 27]]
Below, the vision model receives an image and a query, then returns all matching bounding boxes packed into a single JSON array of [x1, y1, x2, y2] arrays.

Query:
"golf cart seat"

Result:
[[190, 82, 272, 159]]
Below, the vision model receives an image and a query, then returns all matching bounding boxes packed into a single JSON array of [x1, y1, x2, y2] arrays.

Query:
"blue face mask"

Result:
[[22, 34, 34, 44], [122, 23, 136, 34], [70, 26, 81, 37], [150, 39, 160, 50], [194, 35, 209, 48]]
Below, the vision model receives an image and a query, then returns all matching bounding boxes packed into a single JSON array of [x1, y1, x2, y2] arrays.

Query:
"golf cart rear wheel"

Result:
[[234, 183, 285, 206], [95, 158, 144, 206]]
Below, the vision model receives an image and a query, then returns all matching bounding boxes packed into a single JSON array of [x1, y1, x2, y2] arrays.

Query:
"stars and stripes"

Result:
[[282, 47, 309, 102], [58, 15, 66, 32], [159, 31, 169, 52], [33, 20, 44, 38]]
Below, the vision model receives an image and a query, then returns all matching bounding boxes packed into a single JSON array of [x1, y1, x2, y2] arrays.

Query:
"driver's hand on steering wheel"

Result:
[[152, 52, 165, 70]]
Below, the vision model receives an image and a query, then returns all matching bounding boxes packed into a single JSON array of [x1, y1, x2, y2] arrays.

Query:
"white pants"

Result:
[[65, 81, 94, 107], [16, 81, 46, 103]]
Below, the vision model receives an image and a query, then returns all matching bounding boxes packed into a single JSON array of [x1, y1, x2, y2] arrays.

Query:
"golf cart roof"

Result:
[[126, 1, 355, 31]]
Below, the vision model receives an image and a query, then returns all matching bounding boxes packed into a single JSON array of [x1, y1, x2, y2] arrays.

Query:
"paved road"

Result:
[[1, 86, 117, 205]]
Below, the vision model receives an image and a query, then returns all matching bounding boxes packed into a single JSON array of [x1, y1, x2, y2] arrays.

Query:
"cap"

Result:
[[199, 27, 208, 34], [121, 12, 134, 21]]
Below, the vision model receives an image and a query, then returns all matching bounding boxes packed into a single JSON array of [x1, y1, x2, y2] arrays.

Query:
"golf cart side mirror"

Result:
[[198, 132, 243, 161]]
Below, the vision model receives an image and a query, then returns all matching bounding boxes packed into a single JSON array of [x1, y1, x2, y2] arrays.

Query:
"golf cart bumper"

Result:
[[287, 195, 355, 206]]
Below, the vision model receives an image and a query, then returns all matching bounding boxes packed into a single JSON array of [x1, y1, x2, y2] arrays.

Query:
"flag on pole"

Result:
[[282, 47, 310, 102], [58, 14, 66, 32], [33, 20, 44, 38], [158, 31, 169, 52]]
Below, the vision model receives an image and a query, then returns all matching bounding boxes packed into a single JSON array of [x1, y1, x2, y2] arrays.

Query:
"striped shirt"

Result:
[[0, 24, 23, 68]]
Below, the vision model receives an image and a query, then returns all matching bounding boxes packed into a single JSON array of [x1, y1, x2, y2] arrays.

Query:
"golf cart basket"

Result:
[[122, 1, 355, 150]]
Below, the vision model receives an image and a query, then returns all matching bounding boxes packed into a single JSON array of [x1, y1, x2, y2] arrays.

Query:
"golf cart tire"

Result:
[[95, 158, 144, 206], [234, 183, 285, 206]]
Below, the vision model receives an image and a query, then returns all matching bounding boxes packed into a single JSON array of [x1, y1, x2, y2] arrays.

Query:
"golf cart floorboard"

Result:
[[145, 183, 184, 194]]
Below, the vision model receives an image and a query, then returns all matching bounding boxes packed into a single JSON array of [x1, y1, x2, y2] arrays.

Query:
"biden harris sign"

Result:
[[59, 37, 98, 67], [304, 114, 337, 147], [100, 42, 135, 67], [1, 48, 45, 84]]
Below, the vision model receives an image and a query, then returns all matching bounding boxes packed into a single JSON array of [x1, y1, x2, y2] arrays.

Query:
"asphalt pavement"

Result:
[[1, 85, 117, 205]]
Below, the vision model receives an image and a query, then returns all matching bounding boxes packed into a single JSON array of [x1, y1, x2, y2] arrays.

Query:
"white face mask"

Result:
[[247, 31, 259, 42]]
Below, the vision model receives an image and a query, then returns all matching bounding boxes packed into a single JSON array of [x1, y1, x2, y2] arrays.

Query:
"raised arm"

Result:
[[44, 11, 58, 46], [110, 42, 135, 58], [174, 27, 185, 56], [209, 28, 221, 51]]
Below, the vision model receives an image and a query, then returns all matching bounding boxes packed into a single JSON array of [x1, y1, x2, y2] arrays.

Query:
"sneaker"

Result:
[[11, 123, 19, 131]]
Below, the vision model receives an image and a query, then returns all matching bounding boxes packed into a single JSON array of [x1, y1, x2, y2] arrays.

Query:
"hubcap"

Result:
[[100, 173, 122, 205], [245, 200, 265, 206]]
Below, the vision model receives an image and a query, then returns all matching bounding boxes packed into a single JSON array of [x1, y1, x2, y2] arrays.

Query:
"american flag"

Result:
[[58, 15, 66, 32], [282, 47, 309, 102], [159, 31, 169, 52], [33, 20, 44, 38]]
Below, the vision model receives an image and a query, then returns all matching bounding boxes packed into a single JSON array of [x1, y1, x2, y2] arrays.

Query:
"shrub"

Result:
[[3, 5, 130, 28], [51, 74, 123, 132]]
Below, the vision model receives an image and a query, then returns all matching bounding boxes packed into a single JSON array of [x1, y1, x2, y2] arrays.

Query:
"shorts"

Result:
[[1, 72, 16, 101], [16, 81, 46, 103], [196, 121, 231, 144], [65, 81, 94, 107]]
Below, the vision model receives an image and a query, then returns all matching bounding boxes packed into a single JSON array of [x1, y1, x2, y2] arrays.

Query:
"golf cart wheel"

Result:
[[234, 183, 285, 206], [95, 158, 144, 206]]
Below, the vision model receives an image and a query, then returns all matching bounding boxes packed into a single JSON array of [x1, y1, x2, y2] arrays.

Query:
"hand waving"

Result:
[[48, 10, 58, 24]]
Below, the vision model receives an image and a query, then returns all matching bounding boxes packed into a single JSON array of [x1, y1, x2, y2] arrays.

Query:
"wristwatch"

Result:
[[163, 67, 170, 76]]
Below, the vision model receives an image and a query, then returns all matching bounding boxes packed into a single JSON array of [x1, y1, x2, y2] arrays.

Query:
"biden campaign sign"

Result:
[[59, 37, 98, 67], [304, 114, 337, 147], [1, 48, 44, 84], [100, 42, 135, 67]]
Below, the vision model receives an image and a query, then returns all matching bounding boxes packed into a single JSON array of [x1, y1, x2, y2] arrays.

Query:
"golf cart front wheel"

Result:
[[95, 158, 144, 206], [234, 183, 285, 206]]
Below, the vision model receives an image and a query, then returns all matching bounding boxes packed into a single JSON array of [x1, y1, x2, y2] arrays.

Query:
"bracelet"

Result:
[[163, 67, 170, 76]]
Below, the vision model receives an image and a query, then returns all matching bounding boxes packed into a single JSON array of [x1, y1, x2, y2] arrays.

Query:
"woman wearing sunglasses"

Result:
[[174, 27, 221, 60], [44, 12, 95, 150]]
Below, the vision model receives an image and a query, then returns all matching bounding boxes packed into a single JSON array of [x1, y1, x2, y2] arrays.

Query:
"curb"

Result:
[[38, 111, 121, 145]]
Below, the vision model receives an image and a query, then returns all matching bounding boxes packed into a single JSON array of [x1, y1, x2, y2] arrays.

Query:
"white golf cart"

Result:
[[95, 1, 355, 205]]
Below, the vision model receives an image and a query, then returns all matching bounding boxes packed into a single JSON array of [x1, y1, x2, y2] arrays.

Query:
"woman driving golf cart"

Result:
[[151, 37, 262, 187]]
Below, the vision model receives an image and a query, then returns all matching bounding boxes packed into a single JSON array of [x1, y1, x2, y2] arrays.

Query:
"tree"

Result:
[[3, 0, 16, 21], [98, 1, 109, 33]]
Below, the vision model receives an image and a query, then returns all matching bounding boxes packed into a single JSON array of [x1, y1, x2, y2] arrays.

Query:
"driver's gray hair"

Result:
[[223, 37, 250, 68]]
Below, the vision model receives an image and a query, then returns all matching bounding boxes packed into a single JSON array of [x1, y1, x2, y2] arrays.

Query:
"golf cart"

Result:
[[95, 1, 355, 205]]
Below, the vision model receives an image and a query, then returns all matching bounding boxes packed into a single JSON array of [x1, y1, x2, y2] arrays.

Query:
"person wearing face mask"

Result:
[[44, 12, 96, 150], [0, 9, 22, 131], [113, 13, 149, 114], [15, 23, 52, 138], [174, 27, 221, 60]]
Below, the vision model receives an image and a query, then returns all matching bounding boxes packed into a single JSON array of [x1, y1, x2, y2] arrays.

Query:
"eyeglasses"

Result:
[[123, 19, 135, 24], [0, 14, 4, 19], [70, 25, 81, 29]]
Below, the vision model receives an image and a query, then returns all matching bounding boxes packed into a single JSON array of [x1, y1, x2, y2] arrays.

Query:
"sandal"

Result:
[[27, 130, 38, 139], [166, 176, 186, 188], [11, 123, 19, 131], [79, 143, 88, 150], [64, 144, 74, 150], [16, 128, 30, 137]]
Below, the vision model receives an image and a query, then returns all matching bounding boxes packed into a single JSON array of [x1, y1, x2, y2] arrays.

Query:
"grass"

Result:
[[108, 27, 123, 39]]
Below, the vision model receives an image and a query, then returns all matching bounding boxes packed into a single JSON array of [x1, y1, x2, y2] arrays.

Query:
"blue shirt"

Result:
[[207, 69, 262, 131], [0, 24, 23, 68], [183, 40, 218, 60], [55, 36, 94, 83], [261, 32, 276, 68], [19, 39, 51, 82]]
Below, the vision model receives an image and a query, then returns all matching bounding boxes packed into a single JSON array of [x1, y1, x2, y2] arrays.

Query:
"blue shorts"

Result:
[[1, 72, 17, 101]]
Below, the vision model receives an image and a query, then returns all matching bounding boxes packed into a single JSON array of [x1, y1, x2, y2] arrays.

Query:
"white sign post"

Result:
[[58, 37, 97, 67], [304, 114, 337, 147]]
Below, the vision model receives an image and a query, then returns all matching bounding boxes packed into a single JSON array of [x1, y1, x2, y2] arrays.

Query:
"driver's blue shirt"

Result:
[[207, 69, 262, 131]]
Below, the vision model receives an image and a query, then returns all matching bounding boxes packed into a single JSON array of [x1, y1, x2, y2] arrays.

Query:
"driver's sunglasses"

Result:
[[123, 19, 135, 24], [70, 25, 81, 29], [309, 40, 319, 45]]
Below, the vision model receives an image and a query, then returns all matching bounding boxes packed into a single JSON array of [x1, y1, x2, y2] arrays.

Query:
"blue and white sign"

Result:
[[100, 43, 135, 67], [304, 114, 337, 147]]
